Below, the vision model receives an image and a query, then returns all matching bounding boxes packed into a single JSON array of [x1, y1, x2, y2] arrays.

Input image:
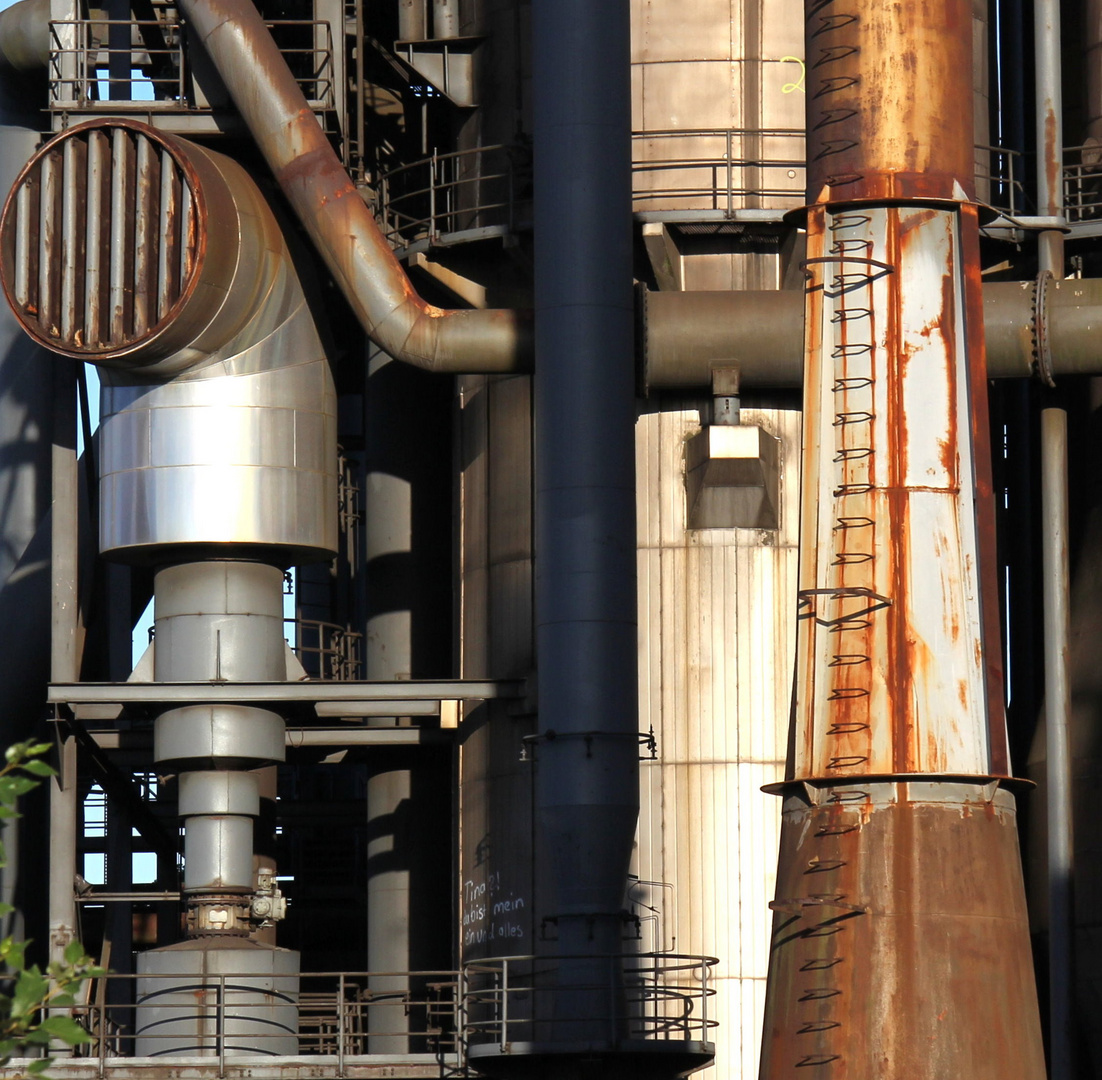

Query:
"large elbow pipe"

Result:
[[177, 0, 530, 374], [0, 0, 49, 74], [0, 119, 338, 563]]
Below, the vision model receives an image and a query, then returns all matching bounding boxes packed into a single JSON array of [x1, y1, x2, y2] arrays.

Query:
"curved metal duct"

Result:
[[1, 119, 320, 1048], [0, 0, 48, 73], [176, 0, 530, 375], [1, 118, 306, 377], [0, 118, 338, 564]]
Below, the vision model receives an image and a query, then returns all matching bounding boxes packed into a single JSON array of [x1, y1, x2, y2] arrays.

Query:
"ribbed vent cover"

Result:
[[1, 120, 200, 357]]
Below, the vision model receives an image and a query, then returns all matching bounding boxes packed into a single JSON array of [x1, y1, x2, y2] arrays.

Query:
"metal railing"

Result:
[[48, 19, 334, 114], [1064, 143, 1102, 223], [374, 132, 1031, 250], [4, 969, 460, 1074], [462, 952, 718, 1051], [976, 143, 1026, 219], [631, 128, 806, 214], [376, 143, 529, 250], [285, 618, 363, 681], [1, 959, 716, 1076]]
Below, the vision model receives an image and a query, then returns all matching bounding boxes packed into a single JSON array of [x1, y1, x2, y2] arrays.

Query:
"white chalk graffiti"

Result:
[[463, 872, 527, 947]]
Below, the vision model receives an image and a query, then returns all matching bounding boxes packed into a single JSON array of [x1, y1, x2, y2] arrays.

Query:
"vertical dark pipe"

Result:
[[107, 0, 130, 100], [531, 0, 637, 1034]]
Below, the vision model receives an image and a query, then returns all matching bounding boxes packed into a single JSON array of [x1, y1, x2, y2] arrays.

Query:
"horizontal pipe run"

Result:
[[642, 278, 1102, 389], [49, 678, 520, 705], [178, 0, 530, 374], [86, 727, 453, 750]]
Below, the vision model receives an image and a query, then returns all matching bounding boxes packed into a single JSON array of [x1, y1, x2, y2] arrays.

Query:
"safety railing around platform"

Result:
[[1065, 143, 1102, 224], [373, 133, 1032, 251], [375, 143, 529, 251], [461, 952, 719, 1051], [285, 618, 363, 681], [1, 969, 461, 1077], [630, 128, 806, 215], [48, 18, 335, 114]]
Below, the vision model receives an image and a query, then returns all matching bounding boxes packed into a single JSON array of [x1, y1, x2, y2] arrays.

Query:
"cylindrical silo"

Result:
[[135, 938, 299, 1057]]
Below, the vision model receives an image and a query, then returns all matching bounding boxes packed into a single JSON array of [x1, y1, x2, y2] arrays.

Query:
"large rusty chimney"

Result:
[[758, 2, 1046, 1075]]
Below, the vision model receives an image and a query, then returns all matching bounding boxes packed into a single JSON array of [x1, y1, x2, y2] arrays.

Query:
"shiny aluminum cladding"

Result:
[[0, 118, 338, 564], [759, 1, 1044, 1076]]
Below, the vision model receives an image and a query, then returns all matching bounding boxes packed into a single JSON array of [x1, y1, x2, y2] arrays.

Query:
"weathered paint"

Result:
[[0, 119, 205, 360], [791, 204, 1004, 780], [176, 0, 531, 374], [803, 0, 975, 203], [759, 783, 1046, 1078], [762, 4, 1044, 1076]]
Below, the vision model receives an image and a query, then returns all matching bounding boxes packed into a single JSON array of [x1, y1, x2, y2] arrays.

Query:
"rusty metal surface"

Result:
[[765, 5, 1044, 1076], [759, 782, 1045, 1078], [0, 118, 302, 375], [792, 203, 1007, 780], [177, 0, 530, 374], [803, 0, 974, 204], [1, 119, 199, 360]]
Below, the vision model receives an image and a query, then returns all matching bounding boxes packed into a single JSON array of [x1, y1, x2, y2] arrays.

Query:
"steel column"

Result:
[[532, 0, 638, 1047]]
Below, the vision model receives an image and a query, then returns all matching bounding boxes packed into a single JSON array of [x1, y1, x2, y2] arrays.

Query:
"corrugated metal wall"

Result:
[[634, 406, 800, 1080]]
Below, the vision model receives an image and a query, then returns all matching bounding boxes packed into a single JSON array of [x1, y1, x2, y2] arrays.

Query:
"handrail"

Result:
[[373, 132, 1030, 249], [376, 143, 527, 249], [284, 617, 363, 681], [3, 968, 463, 1072], [1064, 142, 1102, 223], [47, 18, 335, 113], [462, 952, 719, 1049]]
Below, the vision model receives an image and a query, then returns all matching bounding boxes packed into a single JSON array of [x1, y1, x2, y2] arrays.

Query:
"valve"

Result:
[[250, 871, 287, 925]]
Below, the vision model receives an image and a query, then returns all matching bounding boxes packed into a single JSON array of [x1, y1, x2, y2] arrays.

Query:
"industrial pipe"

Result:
[[0, 119, 339, 563], [432, 0, 457, 38], [758, 1, 1045, 1075], [641, 278, 1102, 389], [398, 0, 426, 41], [1, 123, 325, 1051], [0, 0, 48, 74], [1035, 2, 1073, 1072], [529, 0, 643, 1060], [0, 79, 56, 951], [1042, 408, 1075, 1080], [1035, 0, 1065, 276], [176, 0, 530, 374]]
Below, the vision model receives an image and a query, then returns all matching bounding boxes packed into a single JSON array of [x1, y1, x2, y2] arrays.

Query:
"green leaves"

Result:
[[0, 743, 57, 830], [18, 762, 54, 780], [0, 743, 100, 1076], [35, 1017, 89, 1047]]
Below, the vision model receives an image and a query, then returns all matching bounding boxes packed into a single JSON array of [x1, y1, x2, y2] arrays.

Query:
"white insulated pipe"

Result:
[[153, 562, 286, 901], [1043, 408, 1075, 1080]]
